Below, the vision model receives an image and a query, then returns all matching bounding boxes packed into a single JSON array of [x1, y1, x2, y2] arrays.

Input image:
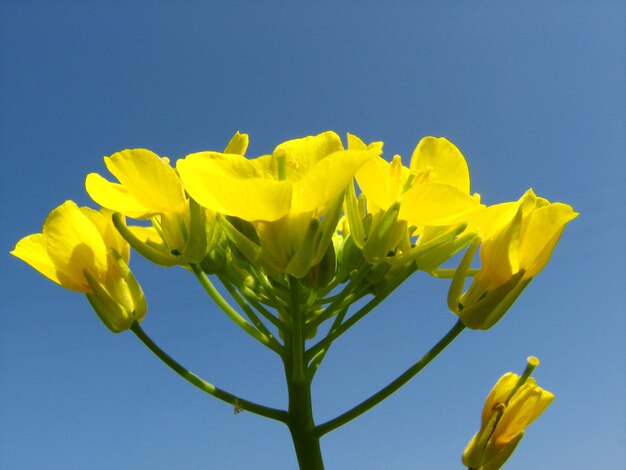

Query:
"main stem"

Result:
[[284, 360, 324, 470], [284, 277, 324, 469]]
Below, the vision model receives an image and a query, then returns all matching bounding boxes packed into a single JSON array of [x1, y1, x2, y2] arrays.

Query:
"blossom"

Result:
[[85, 133, 248, 264], [11, 201, 145, 332], [349, 136, 482, 270], [455, 189, 578, 329], [85, 148, 188, 254], [355, 136, 481, 226], [177, 131, 377, 277], [463, 357, 554, 470]]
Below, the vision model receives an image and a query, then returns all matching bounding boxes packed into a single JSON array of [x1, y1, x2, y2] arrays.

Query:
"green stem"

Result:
[[222, 265, 287, 331], [307, 264, 371, 331], [190, 264, 281, 354], [130, 322, 288, 423], [112, 212, 178, 266], [314, 320, 465, 436], [289, 277, 306, 383], [308, 305, 349, 378], [306, 266, 415, 361], [284, 360, 325, 470]]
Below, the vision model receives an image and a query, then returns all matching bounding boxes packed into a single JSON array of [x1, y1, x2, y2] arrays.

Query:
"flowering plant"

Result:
[[12, 131, 576, 468]]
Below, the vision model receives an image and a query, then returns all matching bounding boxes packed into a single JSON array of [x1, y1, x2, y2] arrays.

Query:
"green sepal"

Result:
[[181, 198, 210, 263], [218, 214, 263, 264], [111, 212, 178, 267], [340, 234, 365, 270], [459, 273, 531, 330], [285, 218, 321, 278], [345, 181, 365, 248], [480, 433, 524, 470], [447, 237, 480, 313], [220, 214, 283, 277], [365, 261, 391, 284], [406, 222, 468, 270], [362, 202, 401, 264], [301, 241, 337, 289], [463, 409, 503, 468], [200, 247, 227, 274], [111, 250, 147, 319], [84, 270, 133, 333]]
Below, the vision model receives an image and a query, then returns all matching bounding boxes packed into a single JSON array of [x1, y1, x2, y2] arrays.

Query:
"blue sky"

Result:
[[1, 1, 624, 469]]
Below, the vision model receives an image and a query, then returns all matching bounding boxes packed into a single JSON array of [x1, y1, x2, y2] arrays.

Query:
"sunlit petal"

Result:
[[272, 131, 344, 181], [178, 153, 292, 221], [399, 182, 481, 225], [98, 149, 186, 215], [293, 150, 372, 214], [85, 173, 150, 218], [410, 137, 470, 193], [11, 233, 72, 289]]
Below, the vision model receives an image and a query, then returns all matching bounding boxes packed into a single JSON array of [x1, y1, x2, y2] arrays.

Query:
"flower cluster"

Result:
[[12, 131, 576, 333], [11, 130, 576, 468]]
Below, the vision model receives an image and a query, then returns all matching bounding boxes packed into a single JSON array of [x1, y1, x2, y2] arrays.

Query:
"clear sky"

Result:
[[1, 2, 624, 469]]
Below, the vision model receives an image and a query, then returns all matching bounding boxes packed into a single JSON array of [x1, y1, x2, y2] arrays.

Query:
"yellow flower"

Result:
[[11, 201, 146, 332], [463, 357, 554, 470], [456, 189, 578, 329], [85, 148, 188, 254], [177, 131, 377, 276], [85, 133, 248, 264], [356, 136, 481, 226], [350, 136, 482, 270]]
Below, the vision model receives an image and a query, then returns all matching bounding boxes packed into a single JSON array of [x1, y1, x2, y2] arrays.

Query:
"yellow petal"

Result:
[[410, 137, 470, 193], [399, 182, 482, 226], [11, 233, 71, 289], [88, 149, 186, 217], [292, 150, 373, 214], [494, 384, 554, 446], [481, 373, 518, 427], [272, 131, 344, 181], [177, 152, 292, 221], [356, 155, 407, 212], [182, 151, 262, 179], [128, 225, 166, 247], [518, 202, 579, 277], [347, 133, 367, 150], [43, 201, 109, 291], [81, 207, 130, 263], [480, 207, 522, 285], [347, 133, 384, 154], [85, 173, 149, 218], [463, 202, 517, 238]]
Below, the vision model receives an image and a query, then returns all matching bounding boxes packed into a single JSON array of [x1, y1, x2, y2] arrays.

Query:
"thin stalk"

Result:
[[222, 265, 287, 331], [306, 265, 416, 360], [190, 263, 281, 354], [217, 273, 284, 354], [314, 320, 465, 436], [306, 263, 371, 332], [130, 322, 288, 423], [247, 294, 287, 331], [307, 304, 350, 377]]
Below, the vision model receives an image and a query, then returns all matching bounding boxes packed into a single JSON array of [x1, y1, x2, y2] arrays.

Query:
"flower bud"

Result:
[[462, 357, 554, 470]]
